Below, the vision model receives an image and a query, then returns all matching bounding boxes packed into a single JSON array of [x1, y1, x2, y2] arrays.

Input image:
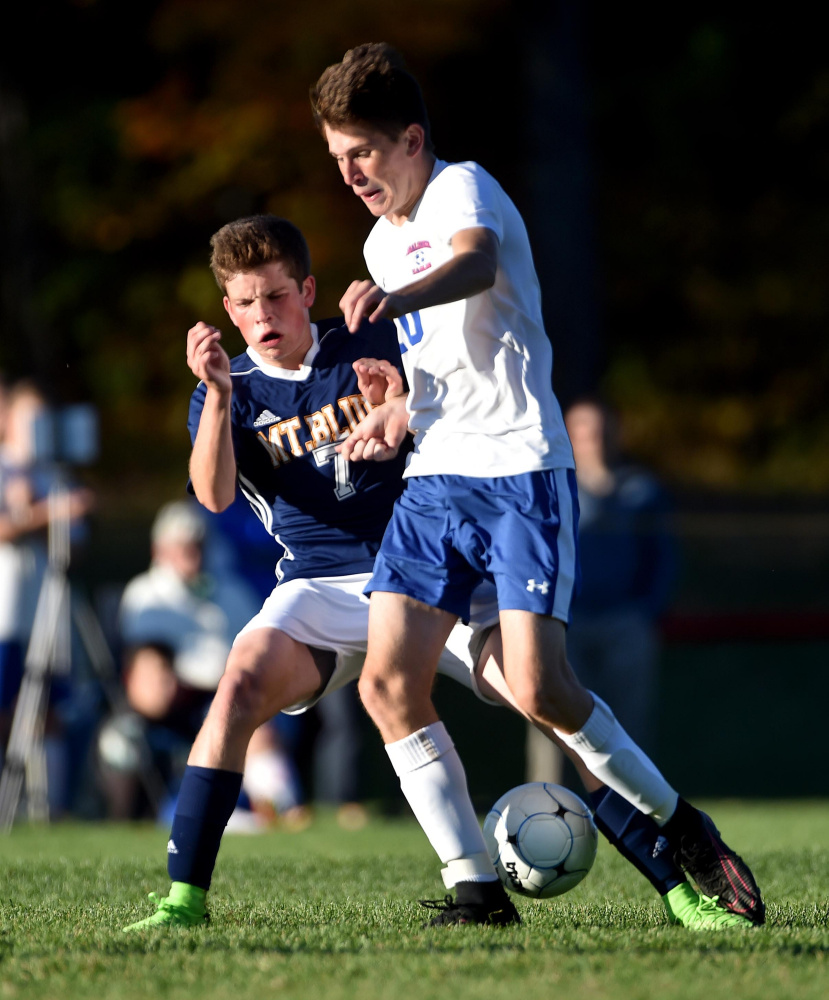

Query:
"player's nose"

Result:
[[252, 297, 272, 320], [341, 160, 364, 187]]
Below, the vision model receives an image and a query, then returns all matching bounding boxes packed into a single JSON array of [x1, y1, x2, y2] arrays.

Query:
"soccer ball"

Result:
[[483, 782, 598, 899]]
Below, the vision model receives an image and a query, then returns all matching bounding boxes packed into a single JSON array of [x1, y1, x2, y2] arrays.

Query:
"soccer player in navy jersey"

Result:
[[123, 214, 552, 929], [124, 211, 758, 933], [312, 43, 764, 929], [122, 214, 413, 928]]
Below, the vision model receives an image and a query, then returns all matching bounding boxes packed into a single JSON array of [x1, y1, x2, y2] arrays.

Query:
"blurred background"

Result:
[[1, 1, 827, 811]]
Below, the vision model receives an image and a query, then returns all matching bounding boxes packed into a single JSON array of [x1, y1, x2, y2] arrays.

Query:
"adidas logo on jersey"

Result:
[[167, 839, 179, 855], [254, 409, 280, 427], [652, 835, 669, 859]]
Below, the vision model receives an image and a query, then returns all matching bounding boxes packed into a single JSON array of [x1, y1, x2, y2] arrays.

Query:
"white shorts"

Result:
[[234, 573, 501, 715]]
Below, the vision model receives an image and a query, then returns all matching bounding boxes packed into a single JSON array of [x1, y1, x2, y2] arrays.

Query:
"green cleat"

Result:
[[664, 800, 765, 924], [122, 882, 209, 931], [663, 881, 756, 930]]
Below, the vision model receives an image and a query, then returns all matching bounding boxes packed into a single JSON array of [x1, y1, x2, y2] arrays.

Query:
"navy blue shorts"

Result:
[[367, 469, 581, 624]]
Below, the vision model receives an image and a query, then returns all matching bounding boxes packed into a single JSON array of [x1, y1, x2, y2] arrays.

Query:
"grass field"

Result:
[[1, 800, 827, 1000]]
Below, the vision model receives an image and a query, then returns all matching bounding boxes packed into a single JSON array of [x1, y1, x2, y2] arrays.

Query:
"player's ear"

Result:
[[404, 124, 425, 157], [302, 275, 316, 308], [222, 295, 236, 324]]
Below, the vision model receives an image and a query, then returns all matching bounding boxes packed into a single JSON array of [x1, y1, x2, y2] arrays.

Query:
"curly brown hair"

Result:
[[310, 42, 433, 149], [209, 215, 311, 293]]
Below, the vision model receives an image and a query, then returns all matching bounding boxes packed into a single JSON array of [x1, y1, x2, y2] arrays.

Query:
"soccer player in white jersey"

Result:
[[311, 43, 764, 928], [119, 213, 664, 931], [124, 214, 757, 933]]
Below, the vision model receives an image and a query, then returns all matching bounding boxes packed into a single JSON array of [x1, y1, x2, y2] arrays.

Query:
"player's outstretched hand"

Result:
[[340, 281, 402, 332], [187, 322, 231, 393], [353, 357, 405, 405], [337, 395, 409, 462]]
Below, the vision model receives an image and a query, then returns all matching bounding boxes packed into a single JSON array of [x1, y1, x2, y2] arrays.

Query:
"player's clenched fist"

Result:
[[187, 322, 232, 393]]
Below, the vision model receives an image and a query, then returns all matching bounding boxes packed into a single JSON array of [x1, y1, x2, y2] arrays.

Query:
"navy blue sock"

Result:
[[590, 787, 685, 897], [167, 765, 243, 891]]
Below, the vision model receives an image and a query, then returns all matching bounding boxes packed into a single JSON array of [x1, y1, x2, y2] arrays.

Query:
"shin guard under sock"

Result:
[[590, 786, 685, 896], [385, 723, 496, 886], [555, 694, 678, 823], [167, 765, 243, 891]]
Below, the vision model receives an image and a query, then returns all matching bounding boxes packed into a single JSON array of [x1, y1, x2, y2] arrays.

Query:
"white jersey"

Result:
[[363, 159, 574, 479]]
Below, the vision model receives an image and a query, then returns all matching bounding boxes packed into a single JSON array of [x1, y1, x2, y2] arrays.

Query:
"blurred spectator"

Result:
[[526, 397, 676, 783], [96, 641, 199, 818], [96, 499, 304, 825], [564, 398, 677, 752], [119, 499, 257, 692], [0, 374, 25, 733], [0, 377, 95, 814]]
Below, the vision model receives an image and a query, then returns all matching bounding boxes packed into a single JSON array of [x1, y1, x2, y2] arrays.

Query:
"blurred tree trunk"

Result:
[[523, 0, 603, 408], [0, 84, 63, 396], [0, 87, 44, 380]]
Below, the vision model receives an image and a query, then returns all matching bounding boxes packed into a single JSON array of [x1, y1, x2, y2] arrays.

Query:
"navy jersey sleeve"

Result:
[[186, 381, 209, 496], [188, 381, 207, 448]]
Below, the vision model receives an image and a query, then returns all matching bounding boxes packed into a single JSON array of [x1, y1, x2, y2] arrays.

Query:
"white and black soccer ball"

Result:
[[483, 782, 598, 899]]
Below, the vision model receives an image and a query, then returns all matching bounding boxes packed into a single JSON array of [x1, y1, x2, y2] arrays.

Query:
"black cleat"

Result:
[[665, 800, 765, 926], [419, 881, 521, 927]]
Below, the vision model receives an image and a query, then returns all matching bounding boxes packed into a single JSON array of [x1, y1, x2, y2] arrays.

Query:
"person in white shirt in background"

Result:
[[98, 499, 304, 827]]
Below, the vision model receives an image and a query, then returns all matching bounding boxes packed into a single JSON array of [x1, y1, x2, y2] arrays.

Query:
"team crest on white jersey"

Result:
[[406, 240, 432, 275], [254, 409, 280, 427]]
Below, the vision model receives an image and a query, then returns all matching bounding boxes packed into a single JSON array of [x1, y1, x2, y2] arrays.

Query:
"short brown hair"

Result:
[[310, 43, 432, 149], [209, 215, 311, 293]]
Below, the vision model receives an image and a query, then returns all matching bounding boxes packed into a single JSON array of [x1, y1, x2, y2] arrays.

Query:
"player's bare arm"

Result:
[[340, 227, 499, 332], [337, 394, 409, 463], [187, 322, 237, 512], [353, 357, 405, 405]]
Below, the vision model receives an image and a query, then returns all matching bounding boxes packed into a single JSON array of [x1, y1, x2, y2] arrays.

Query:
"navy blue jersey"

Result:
[[188, 317, 408, 583]]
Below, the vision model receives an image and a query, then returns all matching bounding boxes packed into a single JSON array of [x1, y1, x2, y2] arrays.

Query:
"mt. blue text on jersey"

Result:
[[187, 318, 407, 584]]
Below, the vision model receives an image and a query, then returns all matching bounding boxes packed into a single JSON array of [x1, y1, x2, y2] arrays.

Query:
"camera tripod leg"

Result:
[[0, 568, 65, 830]]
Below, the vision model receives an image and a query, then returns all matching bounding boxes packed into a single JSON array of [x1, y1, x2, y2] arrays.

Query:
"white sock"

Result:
[[385, 722, 497, 887], [555, 694, 678, 824]]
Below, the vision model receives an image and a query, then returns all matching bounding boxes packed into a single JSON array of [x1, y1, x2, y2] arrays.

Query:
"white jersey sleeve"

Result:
[[363, 160, 574, 478]]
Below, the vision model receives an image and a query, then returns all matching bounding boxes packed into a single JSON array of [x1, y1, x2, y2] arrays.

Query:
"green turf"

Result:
[[1, 801, 827, 1000]]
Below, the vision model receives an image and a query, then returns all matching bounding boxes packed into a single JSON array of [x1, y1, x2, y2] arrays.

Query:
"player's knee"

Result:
[[214, 665, 268, 728], [357, 668, 386, 717], [358, 666, 408, 721], [508, 676, 563, 729], [512, 673, 592, 732], [511, 685, 546, 725]]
